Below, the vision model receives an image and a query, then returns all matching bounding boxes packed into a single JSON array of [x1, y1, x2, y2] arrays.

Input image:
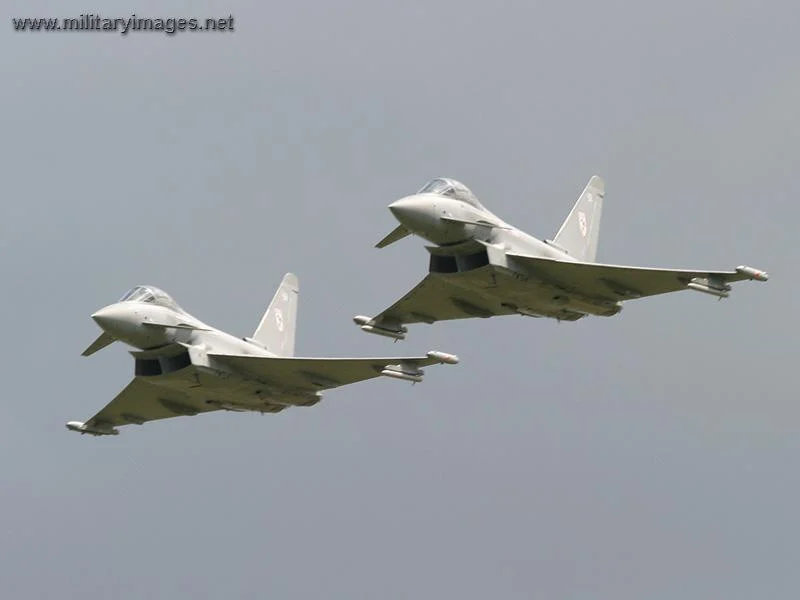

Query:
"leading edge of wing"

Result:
[[208, 351, 459, 390], [66, 377, 219, 436], [353, 272, 519, 339], [507, 253, 768, 300], [511, 254, 768, 280]]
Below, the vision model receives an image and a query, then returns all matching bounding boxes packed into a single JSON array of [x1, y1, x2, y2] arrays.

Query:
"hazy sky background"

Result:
[[2, 1, 797, 598]]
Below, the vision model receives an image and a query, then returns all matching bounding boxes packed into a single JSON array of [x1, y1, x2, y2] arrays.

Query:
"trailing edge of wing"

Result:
[[376, 224, 412, 248]]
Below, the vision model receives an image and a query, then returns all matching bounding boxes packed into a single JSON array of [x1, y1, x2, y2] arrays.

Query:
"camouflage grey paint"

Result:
[[69, 274, 458, 436], [355, 176, 769, 340]]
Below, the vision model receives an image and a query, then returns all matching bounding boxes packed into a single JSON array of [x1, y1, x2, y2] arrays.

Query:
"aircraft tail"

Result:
[[251, 273, 299, 356], [552, 175, 604, 263]]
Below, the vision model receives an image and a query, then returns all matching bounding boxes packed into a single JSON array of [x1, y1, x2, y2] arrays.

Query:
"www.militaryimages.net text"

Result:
[[12, 14, 235, 36]]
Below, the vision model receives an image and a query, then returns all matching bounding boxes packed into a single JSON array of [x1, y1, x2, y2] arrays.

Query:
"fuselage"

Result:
[[362, 176, 767, 339], [388, 192, 574, 262], [89, 298, 317, 411], [92, 300, 275, 357], [383, 180, 621, 320]]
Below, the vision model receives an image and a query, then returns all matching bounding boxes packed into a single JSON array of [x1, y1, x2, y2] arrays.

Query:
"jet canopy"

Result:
[[417, 178, 485, 209], [118, 286, 183, 312]]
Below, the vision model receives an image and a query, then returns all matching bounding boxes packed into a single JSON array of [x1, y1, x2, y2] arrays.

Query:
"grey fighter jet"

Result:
[[68, 274, 458, 436], [354, 176, 768, 340]]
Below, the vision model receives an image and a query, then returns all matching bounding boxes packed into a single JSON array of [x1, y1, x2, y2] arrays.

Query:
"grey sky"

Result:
[[1, 0, 796, 597]]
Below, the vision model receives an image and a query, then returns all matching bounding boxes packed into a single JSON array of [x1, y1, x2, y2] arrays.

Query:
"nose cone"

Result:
[[389, 195, 426, 219], [92, 303, 135, 335], [389, 195, 434, 232]]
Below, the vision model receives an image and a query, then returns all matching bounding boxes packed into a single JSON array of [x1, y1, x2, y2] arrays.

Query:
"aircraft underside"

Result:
[[432, 263, 622, 322], [71, 274, 460, 436], [359, 175, 767, 341], [133, 360, 320, 419]]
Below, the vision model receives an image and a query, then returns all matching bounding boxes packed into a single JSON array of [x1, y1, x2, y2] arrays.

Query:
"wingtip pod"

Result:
[[426, 350, 459, 365], [736, 265, 769, 282], [66, 421, 119, 436]]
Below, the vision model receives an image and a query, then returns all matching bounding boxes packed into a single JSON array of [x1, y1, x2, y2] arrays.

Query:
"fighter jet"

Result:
[[68, 274, 458, 436], [354, 176, 769, 340]]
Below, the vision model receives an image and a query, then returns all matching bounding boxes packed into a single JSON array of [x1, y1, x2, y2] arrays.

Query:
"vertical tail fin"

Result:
[[552, 176, 604, 263], [252, 273, 299, 356]]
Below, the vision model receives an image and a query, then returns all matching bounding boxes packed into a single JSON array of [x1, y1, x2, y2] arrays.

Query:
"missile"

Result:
[[361, 325, 406, 340], [686, 281, 730, 298], [735, 265, 769, 281], [218, 403, 249, 412], [426, 350, 459, 365], [205, 401, 250, 412], [353, 315, 407, 340], [66, 420, 119, 436], [380, 368, 424, 383]]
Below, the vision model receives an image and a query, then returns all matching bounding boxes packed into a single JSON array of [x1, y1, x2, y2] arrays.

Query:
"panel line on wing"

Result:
[[158, 398, 199, 416]]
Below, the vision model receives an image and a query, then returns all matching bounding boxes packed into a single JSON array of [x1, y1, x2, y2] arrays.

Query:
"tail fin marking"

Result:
[[552, 175, 604, 263], [252, 273, 299, 356]]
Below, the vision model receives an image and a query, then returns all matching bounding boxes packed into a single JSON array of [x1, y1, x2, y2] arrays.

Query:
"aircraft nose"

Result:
[[389, 196, 432, 230], [91, 303, 134, 334]]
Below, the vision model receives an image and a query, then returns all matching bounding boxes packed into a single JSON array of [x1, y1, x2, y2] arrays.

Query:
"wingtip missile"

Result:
[[735, 265, 769, 282], [426, 350, 459, 365], [66, 421, 119, 436]]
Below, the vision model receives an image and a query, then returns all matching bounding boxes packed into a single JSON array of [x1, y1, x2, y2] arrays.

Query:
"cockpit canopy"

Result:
[[118, 286, 183, 312], [416, 178, 484, 209]]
